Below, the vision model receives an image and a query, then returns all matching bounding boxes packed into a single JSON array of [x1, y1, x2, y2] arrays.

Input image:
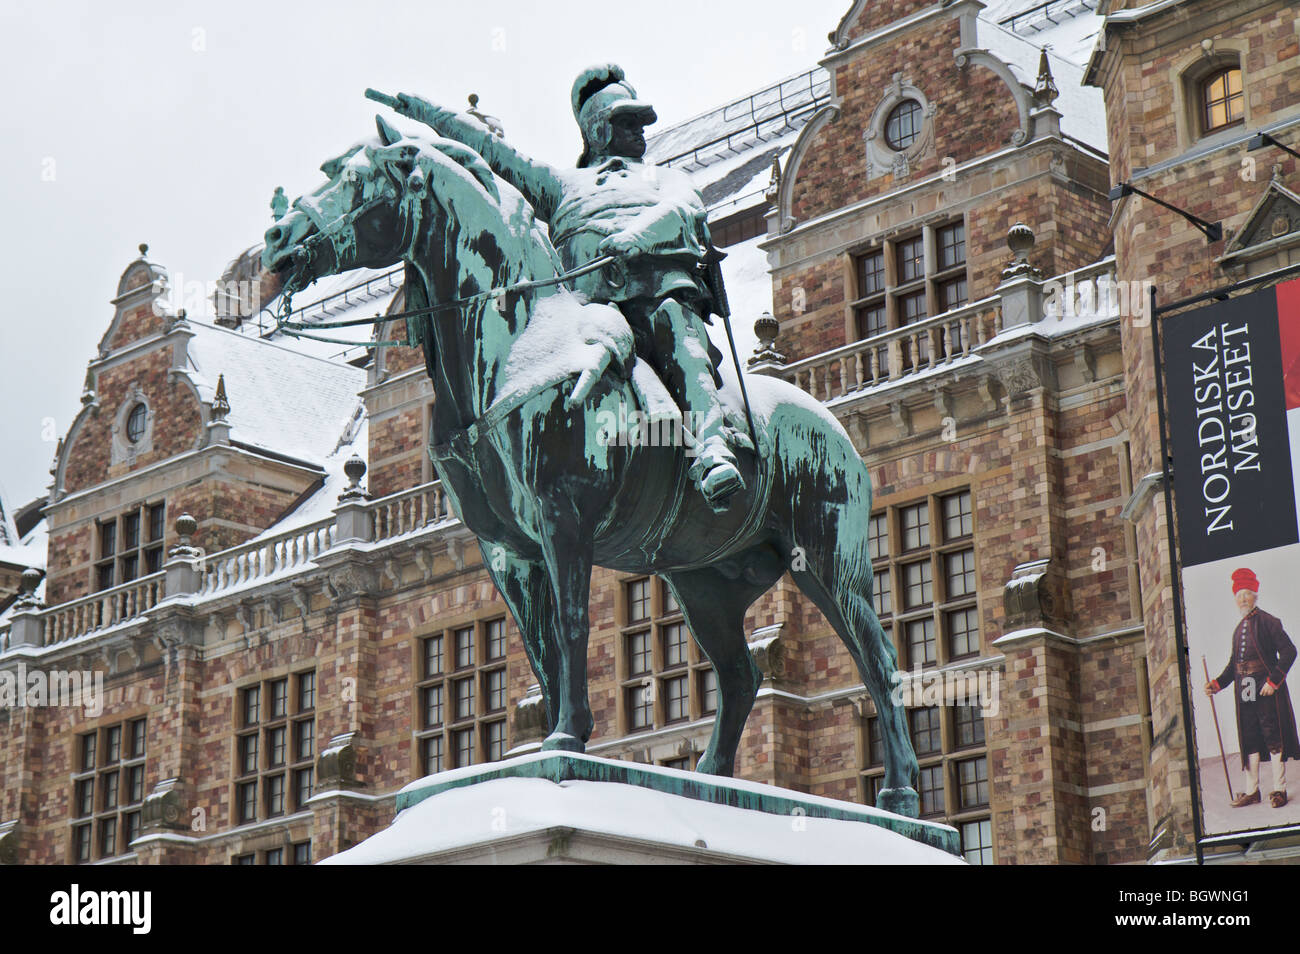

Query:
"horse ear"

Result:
[[375, 114, 402, 146]]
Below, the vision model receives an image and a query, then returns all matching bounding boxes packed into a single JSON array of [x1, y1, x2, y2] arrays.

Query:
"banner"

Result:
[[1165, 277, 1300, 840]]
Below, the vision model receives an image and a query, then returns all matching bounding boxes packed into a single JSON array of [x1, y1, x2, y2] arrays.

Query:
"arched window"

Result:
[[1201, 67, 1243, 133], [885, 99, 923, 150]]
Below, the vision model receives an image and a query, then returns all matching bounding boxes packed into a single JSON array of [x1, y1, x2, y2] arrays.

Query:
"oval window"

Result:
[[885, 99, 923, 150], [126, 403, 147, 443]]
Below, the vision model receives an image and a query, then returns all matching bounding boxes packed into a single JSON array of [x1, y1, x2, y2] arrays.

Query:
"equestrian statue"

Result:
[[261, 65, 920, 817]]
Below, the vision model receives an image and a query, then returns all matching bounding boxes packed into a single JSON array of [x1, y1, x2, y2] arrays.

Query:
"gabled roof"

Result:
[[180, 317, 368, 470]]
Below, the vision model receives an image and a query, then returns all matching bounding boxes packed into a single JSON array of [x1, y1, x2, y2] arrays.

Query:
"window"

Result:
[[619, 578, 715, 733], [957, 755, 989, 810], [235, 846, 307, 866], [962, 818, 994, 865], [71, 718, 146, 862], [954, 705, 986, 749], [885, 99, 923, 150], [859, 557, 991, 855], [414, 618, 509, 775], [909, 707, 942, 757], [849, 221, 969, 370], [866, 490, 979, 669], [709, 209, 766, 248], [94, 502, 166, 591], [1201, 67, 1243, 133], [126, 403, 148, 443], [234, 672, 315, 824]]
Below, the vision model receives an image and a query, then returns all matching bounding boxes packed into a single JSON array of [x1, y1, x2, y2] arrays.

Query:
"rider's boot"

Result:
[[649, 299, 747, 512]]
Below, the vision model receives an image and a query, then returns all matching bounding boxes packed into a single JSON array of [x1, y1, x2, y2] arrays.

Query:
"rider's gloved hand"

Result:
[[598, 231, 643, 260]]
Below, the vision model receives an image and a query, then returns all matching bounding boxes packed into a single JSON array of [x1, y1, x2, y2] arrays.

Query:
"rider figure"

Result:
[[389, 64, 747, 510]]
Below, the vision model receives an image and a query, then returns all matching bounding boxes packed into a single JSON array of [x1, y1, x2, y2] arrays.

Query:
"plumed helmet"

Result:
[[570, 63, 657, 167]]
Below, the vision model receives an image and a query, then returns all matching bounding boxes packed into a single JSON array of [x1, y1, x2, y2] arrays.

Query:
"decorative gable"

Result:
[[1218, 179, 1300, 273], [98, 244, 172, 355]]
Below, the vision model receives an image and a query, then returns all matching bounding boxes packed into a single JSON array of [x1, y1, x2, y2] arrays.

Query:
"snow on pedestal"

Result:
[[322, 752, 963, 865]]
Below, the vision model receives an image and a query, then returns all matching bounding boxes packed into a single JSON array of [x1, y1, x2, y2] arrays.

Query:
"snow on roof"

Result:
[[246, 416, 368, 542], [184, 319, 367, 470], [322, 775, 964, 865], [646, 68, 829, 219], [975, 2, 1108, 153], [0, 491, 44, 571], [978, 0, 1102, 67]]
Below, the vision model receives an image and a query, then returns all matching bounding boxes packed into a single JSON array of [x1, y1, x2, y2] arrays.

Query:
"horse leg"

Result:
[[535, 501, 596, 752], [477, 538, 560, 732], [663, 552, 781, 776], [790, 550, 920, 818]]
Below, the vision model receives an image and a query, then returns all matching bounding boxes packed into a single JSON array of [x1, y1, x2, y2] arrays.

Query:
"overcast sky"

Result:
[[0, 0, 849, 512]]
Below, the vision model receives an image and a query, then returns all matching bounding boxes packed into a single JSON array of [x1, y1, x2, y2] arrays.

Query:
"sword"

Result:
[[704, 246, 760, 455], [1203, 656, 1236, 802]]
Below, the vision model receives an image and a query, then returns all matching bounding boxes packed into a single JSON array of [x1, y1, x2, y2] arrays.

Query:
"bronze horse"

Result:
[[263, 116, 919, 816]]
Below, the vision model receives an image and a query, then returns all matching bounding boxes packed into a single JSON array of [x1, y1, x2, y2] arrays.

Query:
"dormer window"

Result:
[[1201, 67, 1243, 133]]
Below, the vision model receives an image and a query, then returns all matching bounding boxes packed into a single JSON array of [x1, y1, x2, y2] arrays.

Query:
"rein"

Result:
[[268, 250, 620, 348]]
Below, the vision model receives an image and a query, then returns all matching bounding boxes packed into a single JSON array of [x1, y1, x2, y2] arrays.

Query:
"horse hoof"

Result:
[[541, 731, 585, 753], [694, 759, 733, 778], [876, 787, 920, 818]]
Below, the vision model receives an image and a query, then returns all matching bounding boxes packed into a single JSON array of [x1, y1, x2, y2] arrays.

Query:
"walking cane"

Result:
[[1203, 656, 1235, 801]]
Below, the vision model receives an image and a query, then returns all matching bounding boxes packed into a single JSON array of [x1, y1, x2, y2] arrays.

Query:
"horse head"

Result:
[[261, 114, 508, 295]]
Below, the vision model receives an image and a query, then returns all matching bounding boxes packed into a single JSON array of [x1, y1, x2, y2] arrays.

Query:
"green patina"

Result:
[[262, 65, 923, 824], [394, 753, 962, 856]]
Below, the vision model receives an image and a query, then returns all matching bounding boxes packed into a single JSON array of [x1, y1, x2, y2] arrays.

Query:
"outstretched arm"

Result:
[[389, 93, 564, 221]]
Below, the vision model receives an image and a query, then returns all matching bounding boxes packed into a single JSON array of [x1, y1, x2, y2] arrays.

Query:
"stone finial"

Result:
[[164, 307, 189, 335], [138, 243, 149, 258], [169, 513, 200, 559], [1001, 223, 1042, 280], [1033, 49, 1059, 108], [80, 364, 97, 407], [339, 454, 368, 502], [467, 94, 506, 139], [210, 374, 231, 421], [764, 156, 782, 201], [14, 568, 44, 609], [748, 311, 787, 368]]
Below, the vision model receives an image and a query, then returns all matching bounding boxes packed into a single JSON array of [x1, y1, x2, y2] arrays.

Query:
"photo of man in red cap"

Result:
[[1205, 568, 1300, 808]]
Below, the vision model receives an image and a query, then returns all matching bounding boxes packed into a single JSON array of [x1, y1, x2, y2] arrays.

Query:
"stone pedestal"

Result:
[[323, 752, 962, 865]]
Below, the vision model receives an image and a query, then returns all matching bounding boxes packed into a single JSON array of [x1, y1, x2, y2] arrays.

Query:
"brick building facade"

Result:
[[1, 0, 1297, 865]]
